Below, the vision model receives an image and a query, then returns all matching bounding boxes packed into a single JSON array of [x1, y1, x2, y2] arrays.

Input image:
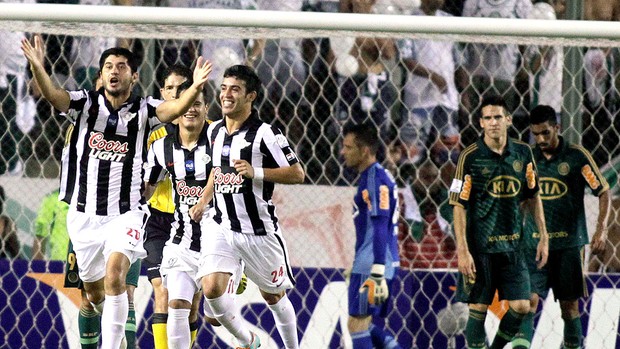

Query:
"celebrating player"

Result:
[[449, 95, 549, 349], [190, 65, 305, 349], [341, 122, 402, 349], [22, 35, 212, 349]]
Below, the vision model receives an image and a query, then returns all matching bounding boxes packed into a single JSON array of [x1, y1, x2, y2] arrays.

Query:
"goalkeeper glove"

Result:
[[359, 264, 389, 305], [236, 273, 248, 295]]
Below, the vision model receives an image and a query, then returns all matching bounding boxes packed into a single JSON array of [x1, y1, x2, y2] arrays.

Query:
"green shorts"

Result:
[[456, 251, 530, 305], [64, 241, 141, 288], [525, 246, 587, 301]]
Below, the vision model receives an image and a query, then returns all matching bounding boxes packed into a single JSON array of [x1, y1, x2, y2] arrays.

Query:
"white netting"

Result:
[[1, 1, 620, 349]]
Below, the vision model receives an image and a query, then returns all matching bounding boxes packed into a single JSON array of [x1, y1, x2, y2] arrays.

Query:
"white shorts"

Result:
[[198, 220, 295, 294], [67, 207, 148, 283], [161, 243, 202, 293]]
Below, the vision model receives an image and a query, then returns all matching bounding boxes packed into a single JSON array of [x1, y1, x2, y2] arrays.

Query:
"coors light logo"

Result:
[[88, 132, 129, 162], [214, 166, 245, 194], [176, 180, 205, 206]]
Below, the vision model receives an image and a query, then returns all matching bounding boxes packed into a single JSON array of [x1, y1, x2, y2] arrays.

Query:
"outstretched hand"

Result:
[[21, 34, 45, 71]]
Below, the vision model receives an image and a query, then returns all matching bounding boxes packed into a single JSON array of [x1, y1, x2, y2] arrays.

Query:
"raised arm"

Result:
[[21, 35, 70, 113], [155, 57, 213, 122]]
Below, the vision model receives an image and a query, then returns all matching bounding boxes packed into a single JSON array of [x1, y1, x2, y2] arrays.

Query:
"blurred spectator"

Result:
[[255, 0, 308, 163], [32, 189, 69, 260], [397, 0, 462, 166], [336, 0, 397, 138], [0, 0, 36, 176], [0, 185, 20, 259], [582, 47, 620, 166], [460, 0, 532, 145], [584, 0, 620, 21]]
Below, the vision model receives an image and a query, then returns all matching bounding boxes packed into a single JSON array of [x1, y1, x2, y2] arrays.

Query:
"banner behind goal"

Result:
[[0, 2, 619, 348]]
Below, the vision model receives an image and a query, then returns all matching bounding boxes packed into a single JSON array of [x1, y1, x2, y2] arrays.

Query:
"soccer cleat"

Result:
[[236, 273, 248, 295], [235, 332, 261, 349]]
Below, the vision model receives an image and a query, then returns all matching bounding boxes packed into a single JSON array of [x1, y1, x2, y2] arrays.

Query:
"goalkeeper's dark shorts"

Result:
[[348, 272, 396, 317], [64, 241, 141, 289], [524, 246, 587, 301], [455, 251, 530, 305], [143, 207, 175, 281]]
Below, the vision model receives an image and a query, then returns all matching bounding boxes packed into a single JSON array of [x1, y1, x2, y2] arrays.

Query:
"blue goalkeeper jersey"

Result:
[[351, 162, 400, 279]]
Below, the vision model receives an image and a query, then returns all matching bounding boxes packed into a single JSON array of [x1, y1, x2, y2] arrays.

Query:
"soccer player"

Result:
[[143, 63, 196, 349], [511, 105, 610, 349], [21, 35, 212, 349], [449, 95, 549, 349], [190, 65, 305, 349], [340, 122, 402, 349]]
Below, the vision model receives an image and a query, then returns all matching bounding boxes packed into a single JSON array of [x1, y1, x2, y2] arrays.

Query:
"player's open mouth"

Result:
[[222, 100, 234, 107]]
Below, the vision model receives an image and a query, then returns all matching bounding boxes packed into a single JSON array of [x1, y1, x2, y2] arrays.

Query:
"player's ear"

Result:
[[132, 72, 139, 84]]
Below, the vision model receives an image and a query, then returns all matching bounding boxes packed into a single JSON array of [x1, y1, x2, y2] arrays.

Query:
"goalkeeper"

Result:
[[341, 122, 402, 349]]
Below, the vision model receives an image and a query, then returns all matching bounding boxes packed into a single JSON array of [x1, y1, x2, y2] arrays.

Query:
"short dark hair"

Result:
[[175, 80, 212, 105], [480, 94, 510, 115], [343, 122, 380, 155], [222, 65, 262, 96], [99, 47, 139, 73], [161, 64, 193, 86], [529, 105, 558, 125]]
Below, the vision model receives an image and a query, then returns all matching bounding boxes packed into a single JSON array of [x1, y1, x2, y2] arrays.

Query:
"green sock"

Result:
[[512, 312, 534, 349], [125, 301, 136, 349], [466, 309, 488, 348], [563, 317, 582, 349], [78, 308, 100, 349], [491, 307, 526, 349]]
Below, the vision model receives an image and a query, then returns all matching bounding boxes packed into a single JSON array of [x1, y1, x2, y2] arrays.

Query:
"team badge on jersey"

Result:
[[121, 111, 137, 122], [202, 154, 211, 164], [558, 162, 570, 175], [513, 160, 523, 172]]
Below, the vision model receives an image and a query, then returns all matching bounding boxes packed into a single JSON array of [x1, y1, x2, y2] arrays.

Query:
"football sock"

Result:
[[512, 312, 534, 349], [466, 309, 487, 349], [205, 294, 252, 345], [78, 307, 101, 349], [167, 308, 191, 349], [563, 316, 583, 349], [189, 319, 199, 346], [491, 307, 526, 349], [125, 301, 136, 349], [101, 292, 128, 349], [152, 313, 169, 349], [267, 295, 299, 349], [369, 324, 402, 349], [350, 330, 373, 349]]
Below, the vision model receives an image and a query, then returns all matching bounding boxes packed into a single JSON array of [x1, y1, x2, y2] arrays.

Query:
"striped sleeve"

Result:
[[145, 96, 164, 128], [449, 144, 476, 208], [144, 138, 166, 185], [572, 144, 610, 195], [261, 125, 299, 167]]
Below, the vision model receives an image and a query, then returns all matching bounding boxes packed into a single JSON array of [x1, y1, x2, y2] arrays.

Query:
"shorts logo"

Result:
[[167, 257, 177, 267], [558, 162, 570, 175]]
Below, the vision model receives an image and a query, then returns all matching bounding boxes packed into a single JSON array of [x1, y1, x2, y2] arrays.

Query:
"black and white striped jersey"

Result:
[[144, 124, 212, 252], [207, 110, 300, 235], [59, 89, 163, 216]]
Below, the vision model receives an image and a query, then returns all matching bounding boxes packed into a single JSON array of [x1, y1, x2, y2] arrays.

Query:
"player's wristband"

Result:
[[253, 167, 264, 181]]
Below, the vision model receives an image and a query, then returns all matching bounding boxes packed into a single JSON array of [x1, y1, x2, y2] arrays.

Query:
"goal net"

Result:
[[0, 1, 619, 348]]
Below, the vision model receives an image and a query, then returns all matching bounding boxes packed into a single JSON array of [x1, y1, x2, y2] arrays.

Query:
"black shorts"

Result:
[[143, 207, 175, 281], [526, 246, 587, 301], [456, 251, 530, 305]]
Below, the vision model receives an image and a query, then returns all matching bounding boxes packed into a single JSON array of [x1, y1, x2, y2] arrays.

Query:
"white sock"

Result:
[[205, 294, 252, 345], [268, 295, 299, 349], [167, 308, 191, 349], [101, 292, 128, 349]]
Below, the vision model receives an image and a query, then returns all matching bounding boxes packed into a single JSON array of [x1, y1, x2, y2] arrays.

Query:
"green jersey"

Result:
[[522, 137, 609, 250], [450, 137, 539, 254], [35, 190, 70, 261]]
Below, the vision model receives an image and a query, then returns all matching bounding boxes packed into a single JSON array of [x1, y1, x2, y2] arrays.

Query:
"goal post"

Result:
[[0, 2, 619, 349]]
